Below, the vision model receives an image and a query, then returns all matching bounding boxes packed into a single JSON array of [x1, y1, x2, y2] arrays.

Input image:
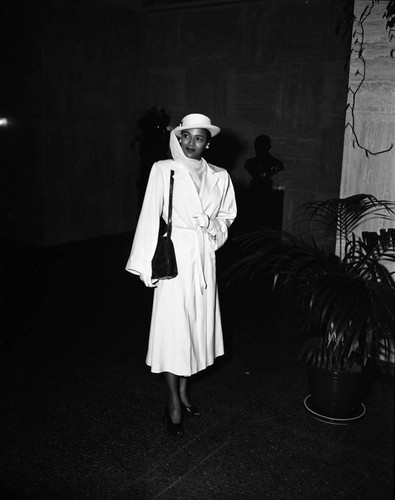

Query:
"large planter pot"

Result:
[[304, 365, 376, 425]]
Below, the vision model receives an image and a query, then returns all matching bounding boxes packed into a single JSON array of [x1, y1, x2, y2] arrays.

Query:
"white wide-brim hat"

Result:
[[173, 113, 221, 137]]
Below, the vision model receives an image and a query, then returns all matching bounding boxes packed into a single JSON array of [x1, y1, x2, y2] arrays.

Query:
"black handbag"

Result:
[[151, 170, 178, 280]]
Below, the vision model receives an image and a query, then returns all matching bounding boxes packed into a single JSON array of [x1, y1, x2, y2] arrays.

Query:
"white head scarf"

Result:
[[169, 130, 206, 190]]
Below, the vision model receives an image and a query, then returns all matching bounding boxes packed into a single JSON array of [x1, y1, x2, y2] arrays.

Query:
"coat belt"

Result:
[[172, 226, 207, 294]]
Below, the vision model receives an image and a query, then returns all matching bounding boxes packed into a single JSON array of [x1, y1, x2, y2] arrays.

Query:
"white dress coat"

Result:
[[126, 156, 237, 376]]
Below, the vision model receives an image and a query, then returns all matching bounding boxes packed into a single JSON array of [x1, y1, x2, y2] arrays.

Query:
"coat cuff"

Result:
[[125, 255, 152, 277]]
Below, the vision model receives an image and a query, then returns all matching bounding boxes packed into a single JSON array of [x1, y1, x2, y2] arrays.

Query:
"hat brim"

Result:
[[173, 124, 221, 138]]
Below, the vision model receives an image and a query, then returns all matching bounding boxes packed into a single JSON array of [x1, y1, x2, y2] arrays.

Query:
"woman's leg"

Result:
[[179, 376, 193, 407], [179, 376, 201, 416], [163, 372, 182, 423]]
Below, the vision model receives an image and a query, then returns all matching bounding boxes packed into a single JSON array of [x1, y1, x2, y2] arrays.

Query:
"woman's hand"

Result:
[[193, 213, 215, 235], [139, 273, 158, 288], [193, 213, 210, 229]]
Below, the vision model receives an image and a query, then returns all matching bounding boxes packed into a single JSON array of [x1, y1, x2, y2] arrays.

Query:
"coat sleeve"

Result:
[[210, 172, 237, 251], [125, 163, 164, 276]]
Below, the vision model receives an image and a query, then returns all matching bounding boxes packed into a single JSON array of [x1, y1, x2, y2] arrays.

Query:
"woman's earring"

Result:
[[206, 144, 210, 149]]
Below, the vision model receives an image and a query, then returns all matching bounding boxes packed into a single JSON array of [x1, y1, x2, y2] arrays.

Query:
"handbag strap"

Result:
[[167, 170, 174, 239]]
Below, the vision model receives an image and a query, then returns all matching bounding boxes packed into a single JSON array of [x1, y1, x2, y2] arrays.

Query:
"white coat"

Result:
[[126, 156, 237, 376]]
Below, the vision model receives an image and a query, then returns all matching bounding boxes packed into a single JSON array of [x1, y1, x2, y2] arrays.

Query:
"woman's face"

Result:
[[179, 128, 210, 160]]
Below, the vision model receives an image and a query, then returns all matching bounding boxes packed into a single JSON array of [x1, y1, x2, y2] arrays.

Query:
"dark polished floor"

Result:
[[1, 233, 393, 499]]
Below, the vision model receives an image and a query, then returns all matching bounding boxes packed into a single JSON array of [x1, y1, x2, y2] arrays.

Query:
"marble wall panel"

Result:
[[43, 0, 82, 46], [79, 3, 137, 69], [139, 11, 180, 68], [278, 63, 324, 129], [319, 61, 351, 129], [45, 125, 83, 183], [179, 7, 239, 64], [44, 182, 75, 245], [1, 1, 46, 243], [326, 0, 354, 62], [227, 69, 282, 125], [4, 0, 352, 244], [342, 121, 395, 199], [83, 176, 136, 240], [273, 0, 328, 63], [341, 0, 395, 234], [6, 190, 46, 245], [2, 182, 46, 245], [269, 129, 322, 162], [235, 3, 276, 68], [136, 68, 186, 118], [40, 4, 139, 244], [319, 128, 344, 194], [109, 0, 349, 240], [80, 185, 119, 240], [184, 65, 227, 119], [346, 82, 395, 117], [44, 173, 135, 245], [281, 159, 320, 193], [281, 188, 317, 235], [42, 45, 83, 124]]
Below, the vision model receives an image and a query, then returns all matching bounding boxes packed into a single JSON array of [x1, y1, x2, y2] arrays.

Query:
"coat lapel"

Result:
[[200, 160, 220, 210]]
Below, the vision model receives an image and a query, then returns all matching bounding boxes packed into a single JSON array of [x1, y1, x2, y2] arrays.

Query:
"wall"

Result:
[[2, 0, 352, 245], [2, 0, 139, 245], [341, 0, 395, 227], [1, 2, 45, 244], [132, 0, 352, 234]]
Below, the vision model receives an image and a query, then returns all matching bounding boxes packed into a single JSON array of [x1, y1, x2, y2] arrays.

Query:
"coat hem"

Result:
[[146, 353, 224, 377]]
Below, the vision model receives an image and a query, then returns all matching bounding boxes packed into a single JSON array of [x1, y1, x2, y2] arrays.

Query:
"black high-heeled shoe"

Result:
[[181, 402, 201, 417], [163, 408, 184, 437]]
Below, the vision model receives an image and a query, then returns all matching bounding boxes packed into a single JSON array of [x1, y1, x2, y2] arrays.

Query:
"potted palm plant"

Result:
[[228, 194, 395, 424]]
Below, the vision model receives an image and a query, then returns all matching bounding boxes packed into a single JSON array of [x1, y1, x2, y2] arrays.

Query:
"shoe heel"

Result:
[[181, 403, 201, 417], [163, 408, 184, 437]]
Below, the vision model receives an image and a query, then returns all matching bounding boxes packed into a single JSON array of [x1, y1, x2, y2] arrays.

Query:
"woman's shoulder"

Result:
[[150, 159, 176, 175], [153, 159, 175, 169], [206, 162, 228, 176]]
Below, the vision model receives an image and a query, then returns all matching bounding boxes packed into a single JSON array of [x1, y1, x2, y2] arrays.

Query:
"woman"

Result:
[[126, 113, 237, 436]]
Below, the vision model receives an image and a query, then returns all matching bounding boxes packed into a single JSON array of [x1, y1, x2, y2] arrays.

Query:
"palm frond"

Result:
[[297, 194, 395, 257], [227, 194, 395, 372]]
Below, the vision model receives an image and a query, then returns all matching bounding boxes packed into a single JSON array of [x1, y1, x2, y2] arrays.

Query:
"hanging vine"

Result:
[[383, 0, 395, 50], [344, 0, 394, 158]]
